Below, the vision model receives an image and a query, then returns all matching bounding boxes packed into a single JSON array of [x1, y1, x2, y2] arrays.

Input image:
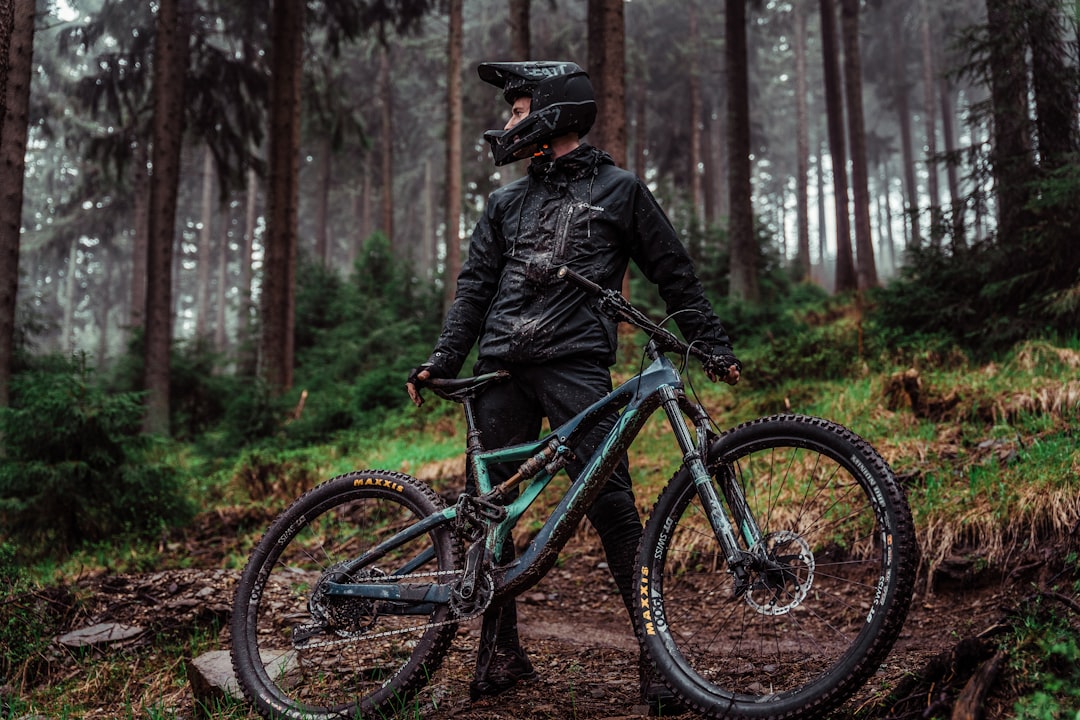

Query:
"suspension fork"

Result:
[[659, 385, 753, 586]]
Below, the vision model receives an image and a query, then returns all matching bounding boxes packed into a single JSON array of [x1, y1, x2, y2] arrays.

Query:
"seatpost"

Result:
[[462, 397, 484, 458]]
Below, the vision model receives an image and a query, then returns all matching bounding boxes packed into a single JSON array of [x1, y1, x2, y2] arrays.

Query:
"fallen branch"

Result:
[[951, 650, 1006, 720]]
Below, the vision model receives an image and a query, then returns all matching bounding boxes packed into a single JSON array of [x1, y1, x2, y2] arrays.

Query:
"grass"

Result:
[[8, 625, 259, 719], [1007, 590, 1080, 720], [197, 335, 1078, 587], [6, 334, 1079, 718]]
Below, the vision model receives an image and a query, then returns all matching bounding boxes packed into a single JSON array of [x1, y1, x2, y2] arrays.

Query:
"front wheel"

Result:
[[230, 470, 460, 719], [638, 415, 917, 719]]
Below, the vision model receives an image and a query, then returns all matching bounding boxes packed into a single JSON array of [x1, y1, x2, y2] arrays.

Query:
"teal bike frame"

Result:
[[323, 348, 753, 612]]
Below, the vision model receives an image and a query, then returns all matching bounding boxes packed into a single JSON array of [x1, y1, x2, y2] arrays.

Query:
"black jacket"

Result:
[[427, 144, 732, 377]]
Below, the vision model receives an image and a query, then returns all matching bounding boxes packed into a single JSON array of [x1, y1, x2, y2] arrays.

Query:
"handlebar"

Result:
[[409, 267, 739, 407], [556, 266, 724, 372]]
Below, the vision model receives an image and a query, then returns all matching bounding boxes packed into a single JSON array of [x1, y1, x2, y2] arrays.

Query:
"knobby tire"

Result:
[[230, 470, 460, 719], [638, 415, 917, 719]]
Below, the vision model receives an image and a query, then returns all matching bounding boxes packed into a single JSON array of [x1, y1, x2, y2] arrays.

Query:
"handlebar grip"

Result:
[[556, 266, 604, 296]]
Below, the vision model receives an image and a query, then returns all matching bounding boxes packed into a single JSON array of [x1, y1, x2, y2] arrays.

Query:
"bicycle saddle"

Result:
[[427, 370, 511, 402]]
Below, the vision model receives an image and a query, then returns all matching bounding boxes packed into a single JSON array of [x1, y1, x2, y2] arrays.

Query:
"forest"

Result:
[[0, 0, 1077, 419], [0, 0, 1079, 717]]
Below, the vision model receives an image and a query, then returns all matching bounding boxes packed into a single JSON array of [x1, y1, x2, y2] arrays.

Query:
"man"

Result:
[[407, 61, 740, 712]]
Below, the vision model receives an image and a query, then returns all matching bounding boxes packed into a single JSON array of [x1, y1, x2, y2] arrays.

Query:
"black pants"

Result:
[[470, 357, 643, 624]]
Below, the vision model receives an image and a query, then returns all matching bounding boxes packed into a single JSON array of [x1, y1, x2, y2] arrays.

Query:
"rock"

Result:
[[57, 622, 144, 648], [187, 648, 298, 717]]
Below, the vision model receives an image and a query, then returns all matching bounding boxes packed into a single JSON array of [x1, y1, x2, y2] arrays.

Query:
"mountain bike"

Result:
[[230, 266, 917, 719]]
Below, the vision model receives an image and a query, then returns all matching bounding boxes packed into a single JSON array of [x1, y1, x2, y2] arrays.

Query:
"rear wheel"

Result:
[[639, 415, 917, 719], [230, 470, 460, 719]]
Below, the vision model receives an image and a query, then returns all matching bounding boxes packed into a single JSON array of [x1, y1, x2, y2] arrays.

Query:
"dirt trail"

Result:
[[22, 515, 1055, 720]]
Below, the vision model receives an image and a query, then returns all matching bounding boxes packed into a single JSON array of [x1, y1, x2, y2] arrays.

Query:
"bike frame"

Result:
[[325, 349, 754, 609]]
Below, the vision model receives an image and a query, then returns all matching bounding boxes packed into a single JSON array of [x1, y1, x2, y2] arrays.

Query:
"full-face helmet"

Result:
[[478, 61, 597, 166]]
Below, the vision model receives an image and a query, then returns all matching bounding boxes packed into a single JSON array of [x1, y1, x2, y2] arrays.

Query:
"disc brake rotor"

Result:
[[744, 531, 815, 616]]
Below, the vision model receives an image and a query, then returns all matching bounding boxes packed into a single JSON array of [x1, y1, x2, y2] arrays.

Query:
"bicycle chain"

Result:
[[291, 569, 485, 651]]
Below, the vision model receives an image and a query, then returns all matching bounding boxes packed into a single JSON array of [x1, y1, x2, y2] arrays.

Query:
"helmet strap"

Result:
[[529, 144, 557, 174]]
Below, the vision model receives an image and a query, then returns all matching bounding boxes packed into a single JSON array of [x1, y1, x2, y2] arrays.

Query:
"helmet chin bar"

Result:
[[483, 103, 588, 166], [483, 117, 546, 166]]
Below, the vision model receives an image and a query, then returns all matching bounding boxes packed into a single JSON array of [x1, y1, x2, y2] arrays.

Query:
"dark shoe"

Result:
[[640, 652, 689, 716], [469, 644, 537, 700], [470, 600, 537, 701]]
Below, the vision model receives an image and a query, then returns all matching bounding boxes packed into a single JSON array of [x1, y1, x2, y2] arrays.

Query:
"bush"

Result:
[[734, 288, 875, 388], [216, 376, 285, 449], [0, 354, 193, 556], [627, 219, 804, 353], [230, 447, 321, 503], [271, 237, 442, 444], [169, 336, 238, 440], [873, 160, 1080, 358]]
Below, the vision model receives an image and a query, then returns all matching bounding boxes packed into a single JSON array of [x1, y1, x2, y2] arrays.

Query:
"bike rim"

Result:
[[240, 487, 456, 716], [648, 435, 900, 713]]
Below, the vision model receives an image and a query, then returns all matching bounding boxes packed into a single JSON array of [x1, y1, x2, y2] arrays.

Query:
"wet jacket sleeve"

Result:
[[425, 197, 505, 378], [627, 179, 734, 354]]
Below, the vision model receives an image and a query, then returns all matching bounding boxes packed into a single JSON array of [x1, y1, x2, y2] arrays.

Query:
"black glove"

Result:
[[703, 350, 742, 385], [406, 363, 433, 388], [405, 363, 435, 407]]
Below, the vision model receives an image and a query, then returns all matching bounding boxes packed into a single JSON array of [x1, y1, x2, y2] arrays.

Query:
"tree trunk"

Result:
[[587, 0, 627, 167], [143, 0, 192, 434], [260, 0, 304, 394], [443, 0, 463, 312], [378, 46, 394, 248], [715, 95, 729, 220], [920, 0, 941, 244], [886, 8, 921, 249], [939, 77, 964, 247], [237, 164, 258, 376], [703, 99, 717, 225], [815, 137, 829, 285], [880, 162, 898, 274], [196, 144, 214, 339], [793, 0, 811, 281], [96, 244, 113, 368], [214, 218, 228, 352], [314, 134, 332, 266], [0, 0, 12, 134], [688, 2, 705, 236], [509, 0, 529, 59], [1025, 0, 1079, 170], [726, 0, 758, 302], [633, 79, 647, 179], [63, 238, 77, 351], [986, 0, 1034, 242], [358, 159, 372, 258], [820, 0, 856, 293], [422, 157, 434, 277], [840, 0, 877, 289], [0, 0, 32, 409], [129, 140, 150, 329]]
